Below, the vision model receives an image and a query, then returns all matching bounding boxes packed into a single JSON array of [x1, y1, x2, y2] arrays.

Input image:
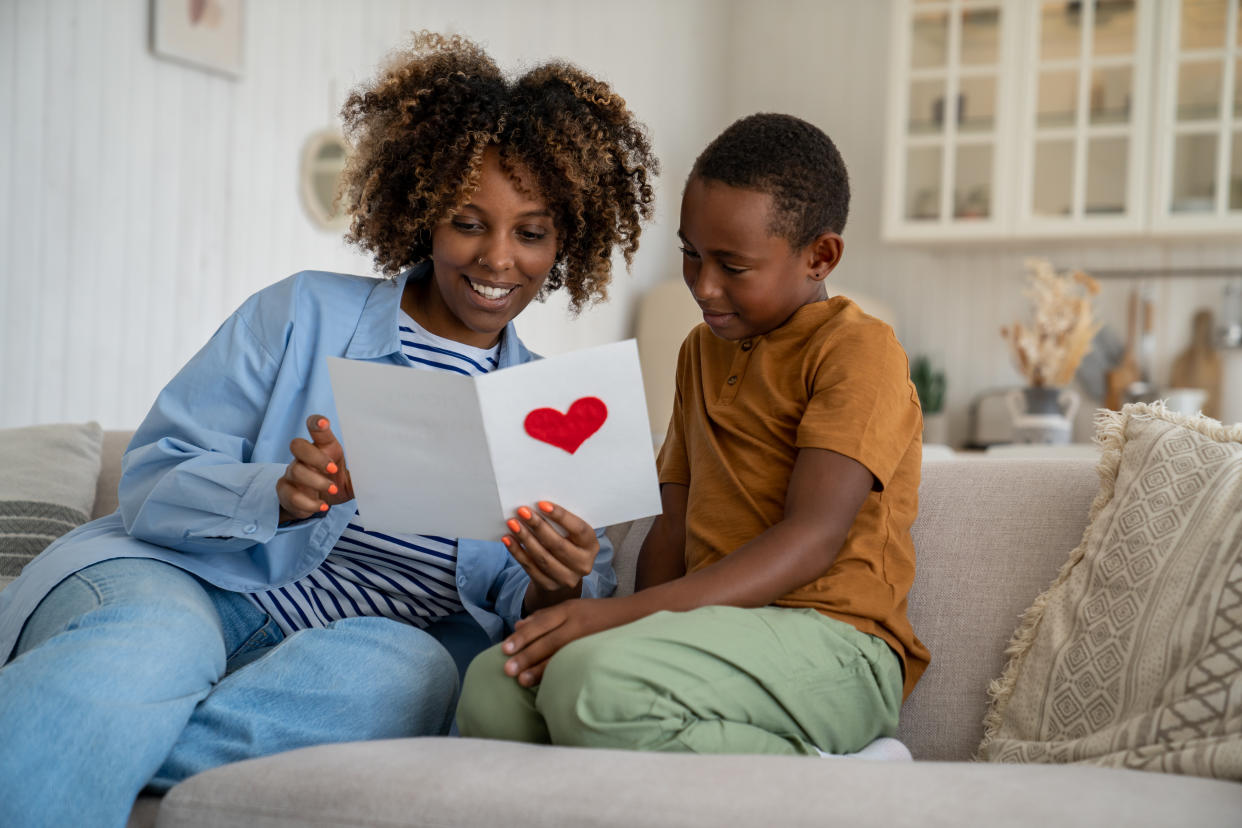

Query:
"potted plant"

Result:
[[911, 354, 947, 445], [1000, 258, 1101, 443]]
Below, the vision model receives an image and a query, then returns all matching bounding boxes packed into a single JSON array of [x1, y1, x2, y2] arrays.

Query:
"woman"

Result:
[[0, 32, 657, 827]]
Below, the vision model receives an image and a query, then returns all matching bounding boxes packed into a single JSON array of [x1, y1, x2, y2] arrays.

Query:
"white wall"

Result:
[[0, 0, 726, 429], [4, 0, 1240, 442]]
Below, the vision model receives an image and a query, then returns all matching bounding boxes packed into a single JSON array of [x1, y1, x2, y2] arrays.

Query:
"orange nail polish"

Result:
[[328, 484, 338, 495], [501, 536, 512, 547], [319, 503, 329, 512], [538, 501, 553, 513], [326, 462, 338, 474], [517, 506, 533, 520], [507, 519, 522, 533], [317, 418, 328, 429]]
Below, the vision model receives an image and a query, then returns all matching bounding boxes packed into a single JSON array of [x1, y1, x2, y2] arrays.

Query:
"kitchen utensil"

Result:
[[1105, 289, 1142, 410], [1170, 309, 1222, 418], [1138, 291, 1156, 385], [1220, 348, 1242, 425], [1075, 324, 1125, 401]]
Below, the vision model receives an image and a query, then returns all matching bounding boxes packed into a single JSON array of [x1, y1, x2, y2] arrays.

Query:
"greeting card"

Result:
[[326, 339, 661, 539]]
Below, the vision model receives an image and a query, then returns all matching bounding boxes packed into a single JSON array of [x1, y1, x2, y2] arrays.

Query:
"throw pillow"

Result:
[[978, 402, 1242, 779], [0, 422, 104, 589]]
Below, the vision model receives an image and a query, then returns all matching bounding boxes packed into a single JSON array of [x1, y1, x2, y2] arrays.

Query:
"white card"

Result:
[[327, 339, 662, 539]]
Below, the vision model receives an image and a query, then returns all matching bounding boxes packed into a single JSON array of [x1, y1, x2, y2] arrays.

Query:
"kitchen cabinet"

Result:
[[884, 0, 1017, 240], [884, 0, 1242, 240], [1150, 0, 1242, 232]]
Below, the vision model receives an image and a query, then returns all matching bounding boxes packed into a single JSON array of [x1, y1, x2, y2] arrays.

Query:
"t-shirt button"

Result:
[[726, 375, 738, 385], [243, 524, 257, 534], [740, 340, 753, 351]]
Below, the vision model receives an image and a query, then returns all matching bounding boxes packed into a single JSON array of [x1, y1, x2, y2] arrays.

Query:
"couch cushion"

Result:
[[158, 736, 1242, 828], [606, 459, 1101, 761], [897, 457, 1099, 761], [0, 422, 104, 590], [92, 430, 132, 519], [979, 404, 1242, 779]]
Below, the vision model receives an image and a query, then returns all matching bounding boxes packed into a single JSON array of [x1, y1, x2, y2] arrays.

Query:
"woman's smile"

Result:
[[403, 147, 560, 349]]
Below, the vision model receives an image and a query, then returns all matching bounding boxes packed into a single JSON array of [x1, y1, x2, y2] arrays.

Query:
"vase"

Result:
[[1006, 386, 1080, 445]]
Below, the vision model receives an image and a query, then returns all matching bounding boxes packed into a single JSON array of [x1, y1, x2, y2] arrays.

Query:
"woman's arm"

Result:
[[119, 297, 290, 552], [634, 483, 688, 591]]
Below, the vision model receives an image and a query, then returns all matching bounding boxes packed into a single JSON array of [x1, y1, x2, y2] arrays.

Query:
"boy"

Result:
[[456, 113, 928, 756]]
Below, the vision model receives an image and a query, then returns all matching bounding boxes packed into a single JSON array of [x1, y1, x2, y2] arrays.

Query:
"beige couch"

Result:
[[54, 432, 1231, 827]]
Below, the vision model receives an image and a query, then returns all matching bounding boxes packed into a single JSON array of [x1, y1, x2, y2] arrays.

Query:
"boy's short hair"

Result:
[[690, 113, 849, 244]]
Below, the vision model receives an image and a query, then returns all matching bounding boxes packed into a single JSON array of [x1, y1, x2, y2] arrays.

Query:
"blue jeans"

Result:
[[0, 557, 460, 828]]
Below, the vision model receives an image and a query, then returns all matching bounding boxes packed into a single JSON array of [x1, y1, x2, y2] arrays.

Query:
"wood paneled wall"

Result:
[[0, 0, 727, 429]]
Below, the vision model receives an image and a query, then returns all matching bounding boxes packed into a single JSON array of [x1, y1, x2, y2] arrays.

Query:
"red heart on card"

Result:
[[523, 397, 608, 454]]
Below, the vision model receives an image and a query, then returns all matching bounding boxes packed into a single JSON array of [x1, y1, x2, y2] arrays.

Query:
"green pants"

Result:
[[456, 605, 903, 756]]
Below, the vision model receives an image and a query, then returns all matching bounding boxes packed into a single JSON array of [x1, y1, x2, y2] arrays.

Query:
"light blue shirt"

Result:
[[0, 266, 616, 662]]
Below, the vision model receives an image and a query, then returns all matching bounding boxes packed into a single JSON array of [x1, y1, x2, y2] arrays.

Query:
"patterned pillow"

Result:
[[978, 403, 1242, 780], [0, 422, 104, 589]]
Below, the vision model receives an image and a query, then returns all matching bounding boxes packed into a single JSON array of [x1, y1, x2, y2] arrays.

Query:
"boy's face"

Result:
[[678, 176, 832, 341]]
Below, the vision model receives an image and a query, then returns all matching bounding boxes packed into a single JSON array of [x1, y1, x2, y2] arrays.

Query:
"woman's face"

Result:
[[407, 148, 558, 349]]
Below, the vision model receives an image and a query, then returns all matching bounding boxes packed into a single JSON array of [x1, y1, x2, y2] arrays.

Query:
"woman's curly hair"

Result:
[[339, 32, 658, 312]]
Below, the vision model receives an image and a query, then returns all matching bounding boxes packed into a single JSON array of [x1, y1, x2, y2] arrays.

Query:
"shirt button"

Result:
[[243, 524, 257, 534], [726, 375, 738, 385], [741, 341, 753, 351], [457, 575, 468, 587]]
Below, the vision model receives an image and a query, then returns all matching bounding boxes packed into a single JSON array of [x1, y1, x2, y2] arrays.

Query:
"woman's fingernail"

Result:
[[327, 484, 338, 495], [507, 519, 522, 534], [319, 503, 329, 512], [517, 506, 533, 520], [317, 418, 328, 429], [501, 536, 512, 548], [538, 501, 554, 513], [326, 462, 338, 474]]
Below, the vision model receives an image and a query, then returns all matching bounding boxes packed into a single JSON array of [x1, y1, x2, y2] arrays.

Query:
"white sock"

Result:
[[814, 737, 913, 761]]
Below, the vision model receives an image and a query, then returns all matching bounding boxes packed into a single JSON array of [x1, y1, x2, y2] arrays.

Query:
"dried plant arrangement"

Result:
[[1001, 258, 1101, 388]]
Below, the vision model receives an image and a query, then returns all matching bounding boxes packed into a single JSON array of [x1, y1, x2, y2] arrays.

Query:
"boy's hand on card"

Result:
[[276, 415, 354, 523], [504, 501, 599, 602], [501, 597, 631, 687]]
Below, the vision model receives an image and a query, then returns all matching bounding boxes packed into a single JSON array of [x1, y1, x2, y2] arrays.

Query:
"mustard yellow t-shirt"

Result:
[[657, 297, 930, 699]]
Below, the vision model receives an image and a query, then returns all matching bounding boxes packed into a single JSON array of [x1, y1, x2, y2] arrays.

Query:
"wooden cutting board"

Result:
[[1105, 289, 1142, 410], [1170, 308, 1222, 419]]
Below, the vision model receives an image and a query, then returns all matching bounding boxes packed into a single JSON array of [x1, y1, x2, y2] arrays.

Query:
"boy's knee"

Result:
[[462, 645, 519, 734], [538, 635, 660, 748], [457, 643, 533, 740]]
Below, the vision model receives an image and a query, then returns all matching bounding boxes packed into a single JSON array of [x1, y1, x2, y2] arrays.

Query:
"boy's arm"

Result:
[[634, 483, 688, 591], [625, 447, 871, 613], [499, 447, 873, 685]]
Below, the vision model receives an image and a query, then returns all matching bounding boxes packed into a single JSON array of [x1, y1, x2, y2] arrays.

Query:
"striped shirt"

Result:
[[249, 312, 500, 635]]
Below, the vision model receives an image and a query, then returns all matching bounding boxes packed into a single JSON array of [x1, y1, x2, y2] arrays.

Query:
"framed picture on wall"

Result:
[[151, 0, 244, 78]]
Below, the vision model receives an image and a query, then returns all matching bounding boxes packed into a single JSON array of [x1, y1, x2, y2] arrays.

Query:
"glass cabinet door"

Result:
[[1017, 0, 1152, 234], [1153, 0, 1242, 229], [886, 0, 1011, 239]]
